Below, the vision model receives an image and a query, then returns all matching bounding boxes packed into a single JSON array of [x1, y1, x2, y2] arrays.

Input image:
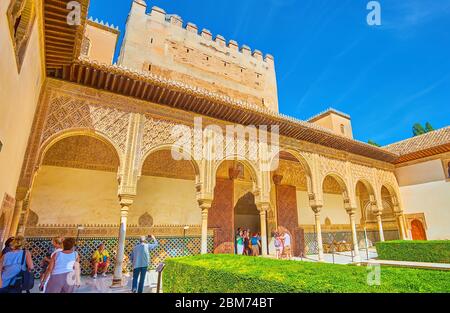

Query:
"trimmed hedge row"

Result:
[[163, 254, 450, 293], [376, 240, 450, 264]]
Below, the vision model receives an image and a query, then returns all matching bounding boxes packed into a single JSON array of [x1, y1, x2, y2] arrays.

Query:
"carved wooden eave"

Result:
[[47, 58, 399, 163], [394, 143, 450, 164], [43, 0, 89, 76]]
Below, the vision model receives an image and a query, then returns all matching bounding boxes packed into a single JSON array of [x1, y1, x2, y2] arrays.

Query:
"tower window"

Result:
[[81, 37, 91, 57], [150, 38, 153, 44], [7, 0, 36, 72], [340, 124, 345, 135]]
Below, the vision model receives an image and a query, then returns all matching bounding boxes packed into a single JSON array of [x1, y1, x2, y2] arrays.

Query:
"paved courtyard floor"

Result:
[[298, 248, 378, 264], [32, 271, 159, 293]]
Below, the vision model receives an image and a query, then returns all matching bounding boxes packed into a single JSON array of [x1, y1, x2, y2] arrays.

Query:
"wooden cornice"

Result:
[[394, 143, 450, 164], [43, 0, 89, 76], [47, 59, 399, 163]]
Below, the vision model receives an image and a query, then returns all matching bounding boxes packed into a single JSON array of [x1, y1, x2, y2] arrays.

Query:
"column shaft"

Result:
[[8, 200, 23, 237], [201, 208, 209, 254], [259, 210, 268, 256], [112, 203, 130, 287], [348, 212, 360, 261], [314, 211, 324, 261], [397, 213, 406, 240], [376, 213, 385, 242]]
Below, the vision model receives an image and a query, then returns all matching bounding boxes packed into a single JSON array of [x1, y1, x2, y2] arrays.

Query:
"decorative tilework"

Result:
[[26, 235, 214, 278], [304, 230, 400, 255]]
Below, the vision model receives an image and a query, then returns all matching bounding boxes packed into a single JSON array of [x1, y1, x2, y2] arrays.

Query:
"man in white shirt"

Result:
[[281, 232, 292, 260]]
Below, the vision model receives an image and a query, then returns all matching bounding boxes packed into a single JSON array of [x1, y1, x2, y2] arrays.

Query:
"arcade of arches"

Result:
[[2, 83, 410, 285]]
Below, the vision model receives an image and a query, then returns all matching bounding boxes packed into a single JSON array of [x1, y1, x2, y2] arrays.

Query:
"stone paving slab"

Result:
[[361, 259, 450, 271], [31, 271, 159, 293]]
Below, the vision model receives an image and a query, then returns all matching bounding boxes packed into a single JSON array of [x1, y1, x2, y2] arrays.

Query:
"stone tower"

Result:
[[118, 0, 279, 112]]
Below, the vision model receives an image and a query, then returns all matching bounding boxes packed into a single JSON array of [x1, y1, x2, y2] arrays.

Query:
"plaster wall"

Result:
[[400, 180, 450, 240], [0, 1, 43, 228], [29, 166, 200, 226], [297, 191, 362, 225], [84, 22, 118, 64], [395, 159, 446, 186]]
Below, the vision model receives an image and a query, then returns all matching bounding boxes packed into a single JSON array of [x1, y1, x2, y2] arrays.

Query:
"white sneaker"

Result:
[[93, 274, 97, 279], [102, 273, 107, 277]]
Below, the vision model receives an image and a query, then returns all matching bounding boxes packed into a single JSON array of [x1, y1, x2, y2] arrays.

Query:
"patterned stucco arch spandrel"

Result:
[[17, 92, 131, 197]]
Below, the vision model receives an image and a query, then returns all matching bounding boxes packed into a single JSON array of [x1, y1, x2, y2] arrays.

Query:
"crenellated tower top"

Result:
[[118, 0, 279, 112]]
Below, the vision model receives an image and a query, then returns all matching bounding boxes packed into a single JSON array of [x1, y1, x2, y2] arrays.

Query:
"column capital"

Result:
[[119, 194, 134, 207], [198, 198, 212, 211], [346, 207, 357, 216], [310, 204, 322, 214], [272, 174, 283, 185], [256, 202, 271, 212], [373, 210, 383, 218], [15, 187, 29, 202]]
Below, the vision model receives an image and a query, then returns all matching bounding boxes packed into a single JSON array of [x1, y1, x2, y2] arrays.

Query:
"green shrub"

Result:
[[163, 254, 450, 293], [376, 240, 450, 263]]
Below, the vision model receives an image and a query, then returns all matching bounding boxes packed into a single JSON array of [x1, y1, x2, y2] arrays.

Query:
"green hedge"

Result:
[[163, 254, 450, 293], [376, 240, 450, 263]]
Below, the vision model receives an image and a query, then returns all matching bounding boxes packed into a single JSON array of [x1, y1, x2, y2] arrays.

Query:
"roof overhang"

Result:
[[47, 59, 399, 163], [43, 0, 89, 76], [394, 143, 450, 164]]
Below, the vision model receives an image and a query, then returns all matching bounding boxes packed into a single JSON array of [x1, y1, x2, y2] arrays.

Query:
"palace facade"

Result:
[[0, 0, 448, 285]]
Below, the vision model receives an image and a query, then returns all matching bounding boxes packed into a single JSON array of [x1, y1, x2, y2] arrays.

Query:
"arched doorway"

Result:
[[356, 180, 375, 246], [31, 134, 121, 226], [209, 160, 258, 254], [380, 185, 401, 240], [411, 219, 427, 240], [27, 133, 122, 275], [321, 174, 353, 253], [133, 148, 201, 259], [270, 150, 311, 257], [234, 192, 260, 236], [134, 148, 199, 226]]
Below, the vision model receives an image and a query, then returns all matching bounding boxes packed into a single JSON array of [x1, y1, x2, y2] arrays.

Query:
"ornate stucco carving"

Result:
[[42, 94, 129, 154]]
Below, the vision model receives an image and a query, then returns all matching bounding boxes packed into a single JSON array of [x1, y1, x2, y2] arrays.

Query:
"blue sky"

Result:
[[88, 0, 450, 145]]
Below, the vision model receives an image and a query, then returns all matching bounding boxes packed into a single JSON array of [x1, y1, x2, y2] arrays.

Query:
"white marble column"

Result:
[[312, 205, 324, 262], [111, 196, 132, 287], [396, 211, 407, 240], [199, 199, 212, 254], [375, 212, 385, 242], [347, 209, 361, 261], [8, 200, 23, 238], [258, 203, 270, 256]]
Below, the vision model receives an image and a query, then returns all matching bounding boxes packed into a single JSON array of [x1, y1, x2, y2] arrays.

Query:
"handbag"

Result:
[[12, 250, 35, 292]]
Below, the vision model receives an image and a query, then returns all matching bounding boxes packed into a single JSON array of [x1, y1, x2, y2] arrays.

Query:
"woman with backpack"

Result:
[[42, 237, 81, 293], [0, 236, 34, 293]]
